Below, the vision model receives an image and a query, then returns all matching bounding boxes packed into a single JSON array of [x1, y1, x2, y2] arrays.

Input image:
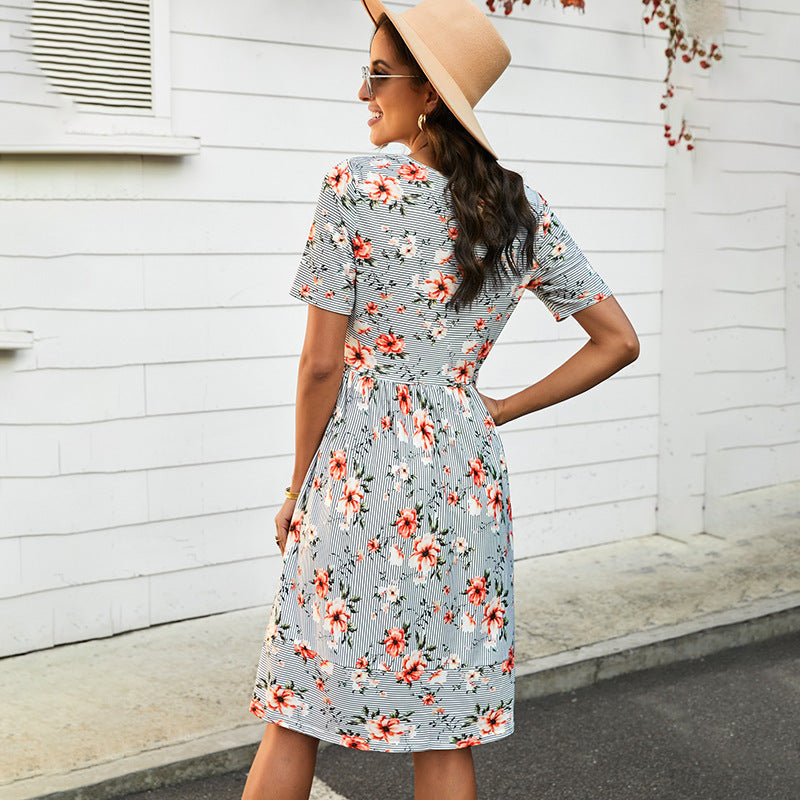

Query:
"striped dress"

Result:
[[249, 152, 612, 751]]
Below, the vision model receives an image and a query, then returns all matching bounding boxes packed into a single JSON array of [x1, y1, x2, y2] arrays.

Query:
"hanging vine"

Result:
[[485, 0, 724, 151], [642, 0, 722, 150]]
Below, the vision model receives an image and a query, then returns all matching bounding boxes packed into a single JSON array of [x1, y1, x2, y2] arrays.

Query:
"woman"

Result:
[[243, 1, 639, 798]]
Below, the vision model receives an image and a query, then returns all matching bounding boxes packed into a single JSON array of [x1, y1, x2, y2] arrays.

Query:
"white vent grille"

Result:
[[31, 0, 152, 110]]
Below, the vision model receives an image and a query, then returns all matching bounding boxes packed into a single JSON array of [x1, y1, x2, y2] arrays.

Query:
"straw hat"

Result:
[[360, 0, 511, 159]]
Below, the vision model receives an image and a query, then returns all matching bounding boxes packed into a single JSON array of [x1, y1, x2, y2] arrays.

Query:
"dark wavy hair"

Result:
[[371, 14, 539, 312]]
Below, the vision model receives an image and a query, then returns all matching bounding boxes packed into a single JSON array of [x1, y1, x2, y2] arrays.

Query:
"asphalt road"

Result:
[[121, 631, 800, 800]]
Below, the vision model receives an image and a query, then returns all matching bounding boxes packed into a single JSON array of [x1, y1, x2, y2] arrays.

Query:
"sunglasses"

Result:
[[361, 65, 417, 99]]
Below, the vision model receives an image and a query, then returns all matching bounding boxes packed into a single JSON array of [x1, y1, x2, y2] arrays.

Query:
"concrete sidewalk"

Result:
[[2, 486, 799, 800]]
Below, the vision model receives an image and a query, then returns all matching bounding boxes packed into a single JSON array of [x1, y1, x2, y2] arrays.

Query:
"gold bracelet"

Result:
[[285, 486, 300, 499]]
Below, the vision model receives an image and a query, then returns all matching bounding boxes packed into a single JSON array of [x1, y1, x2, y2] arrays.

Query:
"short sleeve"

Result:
[[289, 159, 359, 316], [523, 191, 613, 322]]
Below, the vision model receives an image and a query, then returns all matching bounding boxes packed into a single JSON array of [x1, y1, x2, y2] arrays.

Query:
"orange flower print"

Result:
[[362, 171, 404, 205], [329, 450, 346, 481], [594, 292, 606, 302], [383, 627, 407, 657], [481, 596, 506, 639], [365, 301, 379, 314], [457, 736, 482, 748], [412, 407, 435, 454], [250, 697, 266, 718], [397, 162, 428, 182], [423, 269, 457, 303], [468, 458, 486, 487], [356, 375, 375, 405], [326, 162, 352, 196], [460, 610, 476, 633], [478, 707, 510, 737], [314, 569, 330, 599], [501, 646, 515, 674], [466, 575, 487, 606], [265, 684, 298, 716], [375, 331, 405, 355], [443, 609, 454, 624], [340, 733, 371, 750], [395, 650, 427, 684], [293, 640, 318, 661], [324, 597, 351, 638], [344, 338, 376, 370], [288, 510, 303, 543], [447, 491, 459, 505], [365, 714, 406, 741], [449, 359, 475, 384], [396, 384, 411, 415], [352, 234, 373, 261], [486, 482, 503, 521], [477, 341, 493, 361], [422, 693, 436, 706], [393, 506, 419, 539], [306, 222, 315, 243], [409, 533, 441, 575], [336, 477, 364, 520]]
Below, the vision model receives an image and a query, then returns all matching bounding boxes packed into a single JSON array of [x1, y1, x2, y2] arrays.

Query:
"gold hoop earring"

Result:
[[417, 113, 427, 131]]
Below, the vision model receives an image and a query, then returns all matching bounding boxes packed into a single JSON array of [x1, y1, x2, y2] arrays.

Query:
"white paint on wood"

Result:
[[1, 0, 798, 655]]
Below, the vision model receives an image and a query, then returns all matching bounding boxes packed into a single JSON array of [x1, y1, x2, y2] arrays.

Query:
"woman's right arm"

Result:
[[494, 295, 639, 426]]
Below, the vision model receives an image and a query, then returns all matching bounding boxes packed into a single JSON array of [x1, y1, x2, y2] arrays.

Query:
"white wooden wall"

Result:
[[0, 0, 796, 657]]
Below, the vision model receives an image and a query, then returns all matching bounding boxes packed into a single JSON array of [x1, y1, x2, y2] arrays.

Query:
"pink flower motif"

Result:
[[329, 450, 346, 480], [398, 162, 428, 182], [336, 477, 364, 520], [344, 338, 375, 370], [394, 507, 419, 539], [412, 407, 435, 453], [362, 171, 404, 205], [409, 534, 441, 574], [468, 458, 486, 487], [340, 734, 371, 750], [450, 359, 475, 384], [486, 482, 503, 520], [478, 707, 510, 736], [365, 714, 405, 741], [326, 161, 352, 196], [375, 331, 405, 354], [395, 650, 427, 684], [324, 597, 351, 638], [383, 627, 407, 657], [481, 596, 506, 638], [466, 575, 487, 606], [423, 269, 457, 302], [265, 684, 298, 716]]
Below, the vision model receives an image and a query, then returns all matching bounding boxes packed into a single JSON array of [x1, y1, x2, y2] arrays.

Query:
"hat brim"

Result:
[[361, 0, 498, 159]]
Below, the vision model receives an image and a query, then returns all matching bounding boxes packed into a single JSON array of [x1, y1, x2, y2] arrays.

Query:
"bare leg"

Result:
[[241, 722, 320, 800], [412, 747, 478, 800]]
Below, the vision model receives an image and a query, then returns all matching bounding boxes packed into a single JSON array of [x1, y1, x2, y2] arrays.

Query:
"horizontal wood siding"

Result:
[[5, 0, 794, 655], [657, 1, 800, 537]]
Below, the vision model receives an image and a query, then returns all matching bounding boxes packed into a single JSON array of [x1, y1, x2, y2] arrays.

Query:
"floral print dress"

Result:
[[249, 152, 612, 752]]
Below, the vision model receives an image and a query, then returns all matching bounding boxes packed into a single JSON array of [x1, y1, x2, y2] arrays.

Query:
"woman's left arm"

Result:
[[275, 304, 349, 552]]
